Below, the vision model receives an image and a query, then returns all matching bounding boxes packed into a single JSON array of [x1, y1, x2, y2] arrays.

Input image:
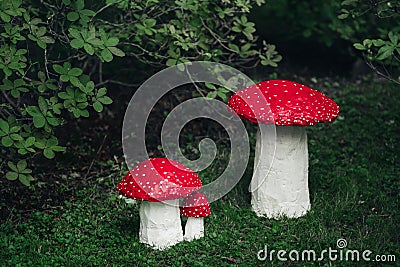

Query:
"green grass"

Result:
[[1, 80, 399, 266]]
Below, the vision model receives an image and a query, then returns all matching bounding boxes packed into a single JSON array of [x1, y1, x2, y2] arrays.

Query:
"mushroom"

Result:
[[117, 158, 202, 249], [228, 80, 339, 218], [180, 191, 210, 241]]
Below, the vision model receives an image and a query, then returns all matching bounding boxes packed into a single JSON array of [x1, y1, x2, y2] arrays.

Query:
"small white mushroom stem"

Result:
[[251, 125, 311, 218], [184, 217, 204, 241], [139, 199, 183, 250]]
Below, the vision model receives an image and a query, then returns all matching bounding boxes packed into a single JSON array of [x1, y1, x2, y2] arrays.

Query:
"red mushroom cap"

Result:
[[228, 80, 340, 126], [180, 191, 210, 218], [117, 158, 202, 202]]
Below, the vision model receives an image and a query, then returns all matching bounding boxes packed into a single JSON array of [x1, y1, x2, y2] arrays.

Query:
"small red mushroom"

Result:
[[180, 191, 210, 241], [228, 80, 339, 218], [117, 158, 202, 249]]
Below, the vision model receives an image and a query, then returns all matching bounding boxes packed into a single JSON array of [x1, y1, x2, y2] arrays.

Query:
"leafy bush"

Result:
[[339, 0, 400, 84], [0, 0, 281, 186], [252, 0, 398, 46], [251, 1, 348, 48], [251, 0, 399, 81]]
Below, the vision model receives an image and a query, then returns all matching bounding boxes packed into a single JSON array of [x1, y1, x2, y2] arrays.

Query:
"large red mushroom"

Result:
[[117, 158, 202, 249], [228, 80, 339, 218], [180, 191, 210, 241]]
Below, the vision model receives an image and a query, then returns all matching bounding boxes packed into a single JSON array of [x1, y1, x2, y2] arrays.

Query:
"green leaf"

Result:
[[52, 146, 66, 152], [40, 36, 55, 44], [241, 43, 251, 52], [108, 47, 125, 57], [58, 92, 69, 100], [0, 11, 11, 22], [73, 109, 81, 118], [166, 58, 177, 66], [37, 40, 47, 49], [33, 114, 46, 128], [47, 83, 58, 90], [0, 119, 9, 133], [205, 82, 216, 90], [20, 168, 32, 174], [372, 39, 385, 47], [217, 91, 227, 101], [144, 19, 156, 27], [10, 89, 21, 98], [38, 71, 46, 81], [74, 0, 85, 10], [14, 79, 26, 87], [34, 140, 46, 149], [93, 101, 103, 112], [80, 109, 89, 117], [60, 75, 70, 82], [353, 43, 365, 50], [84, 43, 94, 55], [7, 161, 18, 172], [363, 39, 372, 46], [48, 137, 58, 147], [101, 48, 113, 62], [177, 63, 185, 71], [2, 136, 13, 147], [168, 49, 179, 58], [71, 38, 84, 49], [68, 68, 83, 76], [25, 136, 35, 147], [70, 76, 81, 87], [97, 87, 107, 97], [232, 26, 241, 32], [228, 43, 239, 53], [6, 172, 18, 181], [10, 133, 23, 141], [0, 79, 13, 90], [53, 64, 67, 75], [17, 160, 27, 171], [19, 174, 30, 186], [80, 9, 96, 16], [47, 117, 60, 126], [67, 11, 79, 21], [87, 38, 103, 46], [105, 37, 119, 47], [84, 81, 95, 93], [75, 91, 87, 102], [98, 96, 112, 105], [68, 28, 81, 39], [376, 46, 394, 60], [206, 91, 217, 99], [10, 126, 21, 133], [18, 148, 28, 155], [38, 96, 48, 113], [44, 148, 55, 159], [388, 32, 398, 44], [26, 106, 41, 116]]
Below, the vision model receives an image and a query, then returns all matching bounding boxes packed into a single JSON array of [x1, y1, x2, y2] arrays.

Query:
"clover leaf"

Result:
[[6, 160, 34, 186], [35, 137, 65, 159], [92, 87, 112, 112], [53, 62, 83, 87], [0, 118, 22, 147]]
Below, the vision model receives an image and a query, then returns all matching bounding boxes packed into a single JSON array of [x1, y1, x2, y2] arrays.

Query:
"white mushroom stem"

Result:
[[184, 217, 204, 241], [251, 125, 310, 218], [139, 199, 183, 250]]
